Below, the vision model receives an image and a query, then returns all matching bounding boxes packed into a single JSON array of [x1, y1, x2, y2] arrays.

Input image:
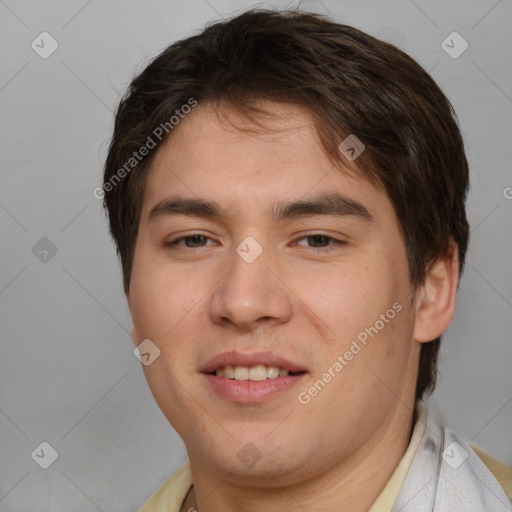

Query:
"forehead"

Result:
[[140, 101, 394, 225]]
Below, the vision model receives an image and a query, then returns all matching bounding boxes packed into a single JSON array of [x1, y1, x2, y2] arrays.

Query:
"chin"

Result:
[[192, 434, 325, 487]]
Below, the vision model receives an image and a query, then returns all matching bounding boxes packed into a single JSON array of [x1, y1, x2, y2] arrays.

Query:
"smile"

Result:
[[212, 364, 306, 381]]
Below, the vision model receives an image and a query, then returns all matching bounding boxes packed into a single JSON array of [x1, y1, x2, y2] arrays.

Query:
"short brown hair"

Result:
[[102, 9, 469, 399]]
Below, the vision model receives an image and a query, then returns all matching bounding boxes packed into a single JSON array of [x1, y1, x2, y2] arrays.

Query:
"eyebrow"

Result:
[[148, 192, 373, 224]]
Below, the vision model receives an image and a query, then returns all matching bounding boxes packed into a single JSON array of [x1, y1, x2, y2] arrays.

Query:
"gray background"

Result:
[[1, 0, 511, 510]]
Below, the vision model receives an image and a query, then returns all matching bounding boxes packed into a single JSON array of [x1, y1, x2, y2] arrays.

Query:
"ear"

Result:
[[413, 241, 459, 343]]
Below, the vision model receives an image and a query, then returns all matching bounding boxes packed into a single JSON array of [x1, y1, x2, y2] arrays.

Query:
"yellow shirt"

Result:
[[139, 402, 427, 512]]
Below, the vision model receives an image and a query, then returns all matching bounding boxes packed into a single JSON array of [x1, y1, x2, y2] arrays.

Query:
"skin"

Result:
[[127, 101, 459, 512]]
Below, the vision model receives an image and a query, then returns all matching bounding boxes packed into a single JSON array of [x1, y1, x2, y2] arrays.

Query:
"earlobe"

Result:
[[413, 241, 460, 343]]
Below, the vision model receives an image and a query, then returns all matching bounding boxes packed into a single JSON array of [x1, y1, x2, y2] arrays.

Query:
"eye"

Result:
[[294, 234, 346, 250], [166, 234, 216, 248], [165, 233, 345, 251]]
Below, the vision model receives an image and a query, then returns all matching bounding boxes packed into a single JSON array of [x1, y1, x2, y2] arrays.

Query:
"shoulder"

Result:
[[438, 428, 512, 511], [471, 443, 512, 502]]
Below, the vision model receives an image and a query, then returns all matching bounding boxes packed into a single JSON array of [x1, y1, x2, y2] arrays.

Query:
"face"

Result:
[[127, 102, 422, 485]]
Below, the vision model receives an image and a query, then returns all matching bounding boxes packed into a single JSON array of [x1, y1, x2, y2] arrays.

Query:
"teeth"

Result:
[[234, 366, 249, 380], [267, 366, 279, 379], [249, 364, 267, 381], [214, 364, 296, 380]]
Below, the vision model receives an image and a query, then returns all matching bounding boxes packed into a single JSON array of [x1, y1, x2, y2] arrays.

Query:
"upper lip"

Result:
[[199, 351, 308, 374]]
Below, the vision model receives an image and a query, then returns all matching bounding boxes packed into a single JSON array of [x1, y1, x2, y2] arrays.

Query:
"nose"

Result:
[[208, 239, 293, 331]]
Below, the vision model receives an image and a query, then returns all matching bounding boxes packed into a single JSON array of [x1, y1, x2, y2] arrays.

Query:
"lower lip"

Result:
[[203, 373, 306, 403]]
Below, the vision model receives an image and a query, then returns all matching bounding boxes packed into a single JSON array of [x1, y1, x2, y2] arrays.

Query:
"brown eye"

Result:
[[305, 235, 331, 247], [295, 234, 345, 249], [167, 234, 215, 248]]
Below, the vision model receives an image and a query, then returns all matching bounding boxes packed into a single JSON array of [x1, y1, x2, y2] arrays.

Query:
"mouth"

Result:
[[207, 364, 306, 381], [200, 351, 308, 403]]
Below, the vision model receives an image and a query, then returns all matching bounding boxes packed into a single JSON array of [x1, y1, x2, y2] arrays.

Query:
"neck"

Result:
[[185, 403, 416, 512]]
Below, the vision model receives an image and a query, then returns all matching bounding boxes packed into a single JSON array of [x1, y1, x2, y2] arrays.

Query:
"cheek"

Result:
[[295, 261, 395, 339], [295, 256, 414, 389], [129, 254, 204, 341]]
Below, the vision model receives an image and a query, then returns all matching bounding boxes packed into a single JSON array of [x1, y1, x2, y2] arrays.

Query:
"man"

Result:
[[101, 9, 512, 512]]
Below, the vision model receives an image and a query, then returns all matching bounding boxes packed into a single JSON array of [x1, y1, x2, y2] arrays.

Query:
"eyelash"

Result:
[[166, 233, 347, 252]]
